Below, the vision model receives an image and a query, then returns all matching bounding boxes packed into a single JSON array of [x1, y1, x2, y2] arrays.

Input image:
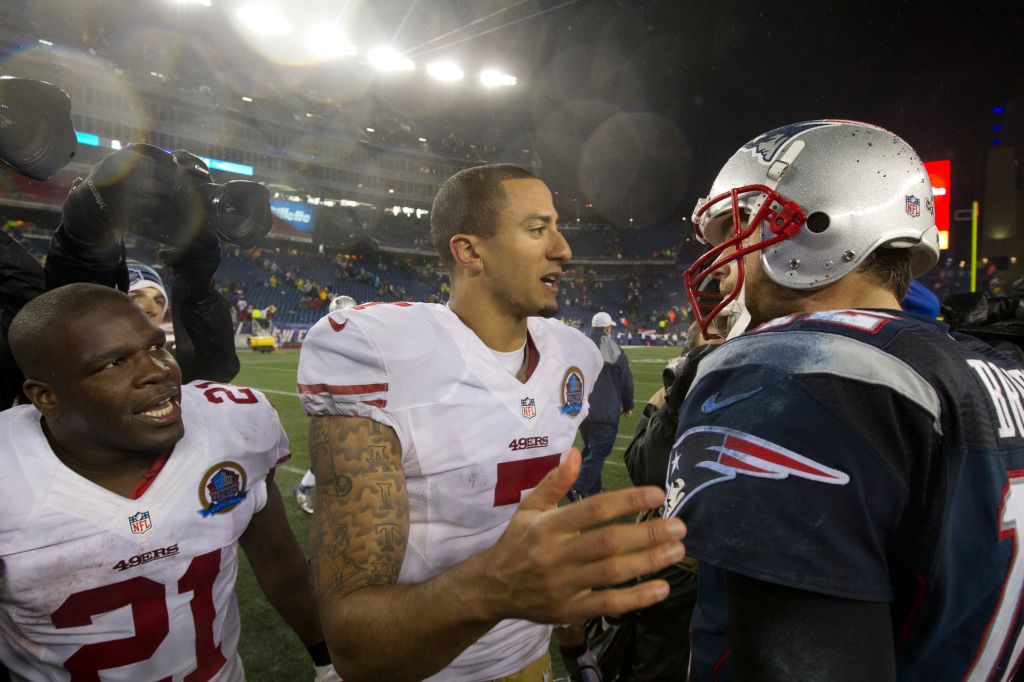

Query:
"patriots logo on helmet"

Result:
[[743, 121, 839, 164], [664, 426, 850, 518]]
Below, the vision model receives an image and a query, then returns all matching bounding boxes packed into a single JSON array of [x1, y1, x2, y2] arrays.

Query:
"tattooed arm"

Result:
[[309, 415, 688, 682], [308, 414, 499, 681]]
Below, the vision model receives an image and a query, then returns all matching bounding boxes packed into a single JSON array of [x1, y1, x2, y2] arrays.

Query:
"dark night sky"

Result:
[[6, 0, 1022, 237], [452, 0, 1024, 227]]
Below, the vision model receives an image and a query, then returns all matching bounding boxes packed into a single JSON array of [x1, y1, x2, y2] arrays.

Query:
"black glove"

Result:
[[664, 343, 717, 420], [159, 226, 221, 303], [61, 143, 179, 248]]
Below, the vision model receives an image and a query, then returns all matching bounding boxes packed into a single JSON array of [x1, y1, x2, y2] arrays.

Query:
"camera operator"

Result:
[[49, 142, 276, 385], [0, 77, 76, 409]]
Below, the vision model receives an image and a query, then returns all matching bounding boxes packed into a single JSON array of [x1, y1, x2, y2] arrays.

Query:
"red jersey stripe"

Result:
[[297, 382, 388, 396]]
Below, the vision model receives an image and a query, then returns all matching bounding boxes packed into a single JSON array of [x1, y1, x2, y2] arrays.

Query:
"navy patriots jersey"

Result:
[[666, 308, 1024, 681]]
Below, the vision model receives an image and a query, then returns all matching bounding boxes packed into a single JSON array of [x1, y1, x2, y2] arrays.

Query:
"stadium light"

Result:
[[236, 3, 292, 36], [38, 39, 54, 46], [305, 24, 356, 59], [426, 61, 464, 82], [480, 69, 516, 87], [368, 47, 415, 72]]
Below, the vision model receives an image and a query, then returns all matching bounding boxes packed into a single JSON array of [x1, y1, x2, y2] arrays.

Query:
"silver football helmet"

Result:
[[328, 294, 357, 313], [685, 119, 940, 338]]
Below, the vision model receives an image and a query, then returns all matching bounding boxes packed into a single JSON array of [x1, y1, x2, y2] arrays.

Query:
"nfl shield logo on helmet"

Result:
[[520, 397, 537, 420], [905, 195, 921, 217], [129, 511, 152, 535]]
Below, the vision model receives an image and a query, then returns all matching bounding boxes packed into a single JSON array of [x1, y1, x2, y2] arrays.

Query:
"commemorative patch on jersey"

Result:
[[198, 461, 249, 517], [559, 366, 585, 417], [521, 397, 537, 420], [128, 510, 152, 535], [664, 425, 850, 518]]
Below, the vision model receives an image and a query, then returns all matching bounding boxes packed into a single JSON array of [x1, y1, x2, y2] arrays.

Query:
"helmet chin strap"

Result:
[[724, 286, 751, 339]]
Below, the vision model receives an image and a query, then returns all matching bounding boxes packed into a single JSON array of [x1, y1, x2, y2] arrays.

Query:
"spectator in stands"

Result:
[[574, 311, 634, 497], [1, 284, 339, 682]]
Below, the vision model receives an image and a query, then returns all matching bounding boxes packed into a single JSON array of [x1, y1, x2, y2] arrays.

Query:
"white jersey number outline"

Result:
[[52, 549, 225, 681], [966, 472, 1024, 681]]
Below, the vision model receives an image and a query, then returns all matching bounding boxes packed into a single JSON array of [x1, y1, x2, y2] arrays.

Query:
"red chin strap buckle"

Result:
[[765, 199, 806, 237]]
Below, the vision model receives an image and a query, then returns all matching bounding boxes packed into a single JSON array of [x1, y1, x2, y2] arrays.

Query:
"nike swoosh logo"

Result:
[[328, 317, 348, 332], [701, 388, 763, 414]]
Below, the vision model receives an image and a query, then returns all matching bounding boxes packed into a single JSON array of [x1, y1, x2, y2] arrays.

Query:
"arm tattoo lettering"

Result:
[[308, 416, 408, 610]]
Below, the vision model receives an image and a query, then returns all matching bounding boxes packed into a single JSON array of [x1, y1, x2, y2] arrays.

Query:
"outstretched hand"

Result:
[[479, 448, 685, 624]]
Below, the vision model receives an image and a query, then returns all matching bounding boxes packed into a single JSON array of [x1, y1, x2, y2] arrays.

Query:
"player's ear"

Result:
[[22, 380, 62, 419], [449, 233, 484, 273]]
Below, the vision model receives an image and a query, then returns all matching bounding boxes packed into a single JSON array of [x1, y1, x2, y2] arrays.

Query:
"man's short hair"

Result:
[[430, 164, 538, 271], [10, 283, 133, 379], [859, 247, 913, 301]]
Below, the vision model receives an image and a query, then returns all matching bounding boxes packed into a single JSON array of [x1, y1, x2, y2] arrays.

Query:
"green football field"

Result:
[[232, 344, 682, 680]]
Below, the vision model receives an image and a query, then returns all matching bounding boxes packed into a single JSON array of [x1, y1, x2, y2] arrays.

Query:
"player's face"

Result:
[[49, 301, 184, 456], [741, 245, 801, 327], [482, 178, 571, 319], [702, 213, 743, 295], [129, 287, 166, 324]]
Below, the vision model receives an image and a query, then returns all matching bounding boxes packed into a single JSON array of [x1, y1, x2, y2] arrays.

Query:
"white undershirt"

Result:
[[490, 343, 527, 376]]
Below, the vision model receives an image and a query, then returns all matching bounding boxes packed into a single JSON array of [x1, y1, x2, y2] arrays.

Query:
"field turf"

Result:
[[232, 344, 681, 680]]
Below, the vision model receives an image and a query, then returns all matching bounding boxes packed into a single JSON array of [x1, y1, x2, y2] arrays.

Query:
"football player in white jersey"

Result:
[[298, 164, 687, 681], [1, 283, 339, 681]]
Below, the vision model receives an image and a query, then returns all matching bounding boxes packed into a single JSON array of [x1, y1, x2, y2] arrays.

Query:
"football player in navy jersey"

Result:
[[667, 119, 1024, 681]]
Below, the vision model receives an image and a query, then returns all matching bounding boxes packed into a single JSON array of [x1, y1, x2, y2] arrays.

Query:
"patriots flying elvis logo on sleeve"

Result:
[[664, 426, 850, 518]]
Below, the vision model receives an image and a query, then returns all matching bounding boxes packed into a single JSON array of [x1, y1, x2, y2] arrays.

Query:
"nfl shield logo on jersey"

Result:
[[521, 397, 537, 420], [905, 195, 921, 217], [129, 511, 152, 535]]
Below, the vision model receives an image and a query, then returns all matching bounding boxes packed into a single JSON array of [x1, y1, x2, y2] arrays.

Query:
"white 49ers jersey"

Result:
[[0, 381, 290, 682], [298, 302, 602, 681]]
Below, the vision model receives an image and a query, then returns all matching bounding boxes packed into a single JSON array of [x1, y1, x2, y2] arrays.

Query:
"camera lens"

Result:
[[0, 78, 77, 180], [212, 180, 271, 248]]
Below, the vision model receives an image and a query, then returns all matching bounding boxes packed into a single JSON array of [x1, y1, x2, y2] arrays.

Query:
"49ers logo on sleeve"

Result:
[[198, 461, 249, 517], [664, 426, 849, 518], [559, 367, 585, 417]]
